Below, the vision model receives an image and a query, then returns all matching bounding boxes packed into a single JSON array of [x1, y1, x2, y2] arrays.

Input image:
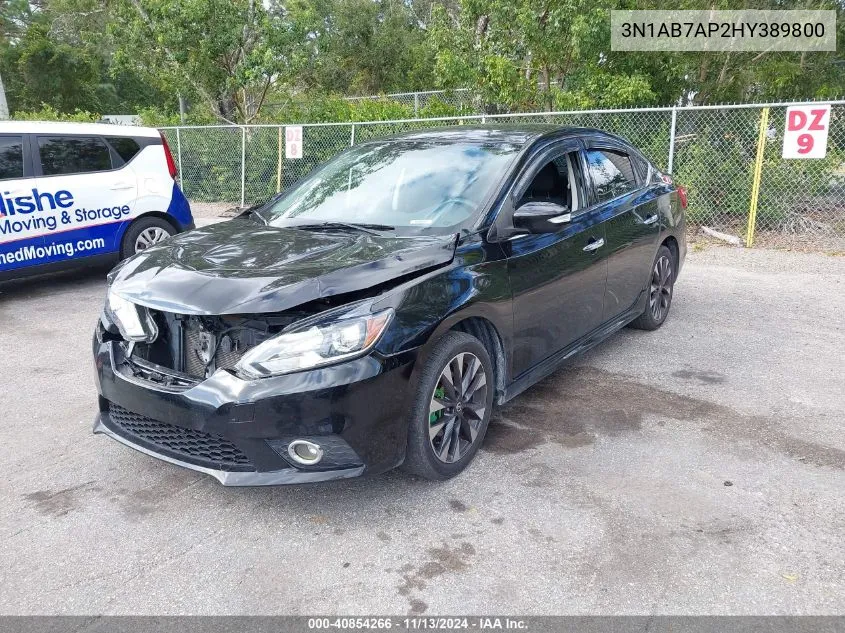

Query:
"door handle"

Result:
[[583, 238, 605, 252], [110, 183, 134, 190], [642, 214, 659, 225]]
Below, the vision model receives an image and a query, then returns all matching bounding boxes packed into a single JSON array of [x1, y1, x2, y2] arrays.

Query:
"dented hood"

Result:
[[110, 220, 457, 315]]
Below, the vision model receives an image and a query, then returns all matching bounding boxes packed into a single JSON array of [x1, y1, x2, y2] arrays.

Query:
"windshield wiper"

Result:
[[240, 191, 291, 225], [288, 221, 395, 235], [248, 209, 269, 225]]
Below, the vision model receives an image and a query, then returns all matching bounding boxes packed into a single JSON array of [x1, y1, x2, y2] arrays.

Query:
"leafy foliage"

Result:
[[11, 103, 100, 122], [1, 0, 843, 122]]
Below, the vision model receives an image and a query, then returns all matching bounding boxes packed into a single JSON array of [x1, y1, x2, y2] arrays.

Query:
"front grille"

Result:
[[107, 403, 253, 471], [182, 319, 257, 378], [131, 312, 267, 381], [214, 336, 247, 370], [183, 324, 207, 378]]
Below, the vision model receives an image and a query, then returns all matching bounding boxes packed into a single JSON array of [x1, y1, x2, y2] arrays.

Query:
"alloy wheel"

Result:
[[649, 254, 673, 322], [134, 227, 170, 252], [428, 352, 488, 463]]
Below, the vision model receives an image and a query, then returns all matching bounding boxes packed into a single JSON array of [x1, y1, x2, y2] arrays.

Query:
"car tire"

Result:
[[402, 331, 495, 480], [120, 217, 175, 259], [630, 244, 675, 331]]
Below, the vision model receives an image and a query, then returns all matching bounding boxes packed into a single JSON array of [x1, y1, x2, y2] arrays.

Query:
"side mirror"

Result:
[[513, 200, 571, 234]]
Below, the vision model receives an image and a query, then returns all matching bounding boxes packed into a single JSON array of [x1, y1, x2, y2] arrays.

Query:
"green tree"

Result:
[[2, 0, 844, 121], [106, 0, 300, 123], [429, 0, 658, 112], [279, 0, 437, 95], [1, 0, 171, 115], [606, 0, 845, 105], [429, 0, 845, 111], [0, 0, 38, 117]]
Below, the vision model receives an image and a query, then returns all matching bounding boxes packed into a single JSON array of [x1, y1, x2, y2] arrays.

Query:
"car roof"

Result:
[[378, 124, 625, 146], [0, 120, 161, 138]]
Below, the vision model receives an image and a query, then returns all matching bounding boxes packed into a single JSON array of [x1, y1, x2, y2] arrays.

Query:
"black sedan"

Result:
[[93, 125, 686, 484]]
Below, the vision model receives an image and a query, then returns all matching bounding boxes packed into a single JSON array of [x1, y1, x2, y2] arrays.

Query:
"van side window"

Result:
[[0, 137, 24, 181], [108, 137, 141, 162], [38, 136, 113, 176], [585, 149, 638, 202]]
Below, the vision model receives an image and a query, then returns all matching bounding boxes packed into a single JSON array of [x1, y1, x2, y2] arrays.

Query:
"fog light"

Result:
[[287, 440, 324, 465]]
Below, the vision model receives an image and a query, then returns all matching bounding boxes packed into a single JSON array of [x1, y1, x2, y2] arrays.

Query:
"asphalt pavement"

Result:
[[0, 245, 842, 615]]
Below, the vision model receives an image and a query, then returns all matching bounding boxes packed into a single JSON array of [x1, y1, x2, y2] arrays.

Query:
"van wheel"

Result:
[[630, 245, 675, 331], [402, 331, 494, 480], [121, 217, 175, 258]]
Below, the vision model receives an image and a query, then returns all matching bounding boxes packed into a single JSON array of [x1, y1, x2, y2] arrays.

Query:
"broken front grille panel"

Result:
[[125, 311, 291, 381], [181, 317, 260, 378], [117, 306, 322, 386]]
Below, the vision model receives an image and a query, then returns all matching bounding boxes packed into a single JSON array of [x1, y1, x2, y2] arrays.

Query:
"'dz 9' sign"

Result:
[[782, 104, 831, 159]]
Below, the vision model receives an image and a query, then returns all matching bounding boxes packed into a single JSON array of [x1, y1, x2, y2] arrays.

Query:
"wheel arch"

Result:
[[133, 211, 182, 233], [447, 316, 508, 405], [117, 212, 182, 258], [660, 235, 680, 280]]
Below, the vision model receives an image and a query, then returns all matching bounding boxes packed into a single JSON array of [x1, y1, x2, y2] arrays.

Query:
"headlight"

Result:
[[104, 287, 158, 343], [234, 305, 393, 379]]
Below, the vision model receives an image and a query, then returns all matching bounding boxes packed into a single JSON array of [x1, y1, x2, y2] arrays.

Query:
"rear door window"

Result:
[[0, 137, 24, 181], [585, 149, 638, 203], [38, 136, 113, 176]]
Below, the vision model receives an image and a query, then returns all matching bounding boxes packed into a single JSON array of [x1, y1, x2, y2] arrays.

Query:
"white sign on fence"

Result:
[[285, 126, 303, 159], [782, 104, 831, 159]]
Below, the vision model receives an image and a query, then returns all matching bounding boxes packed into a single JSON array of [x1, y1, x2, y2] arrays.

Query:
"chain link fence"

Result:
[[160, 100, 845, 251], [344, 89, 477, 115]]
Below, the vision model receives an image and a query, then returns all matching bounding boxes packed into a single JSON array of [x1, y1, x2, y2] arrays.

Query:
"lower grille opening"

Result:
[[107, 403, 254, 472]]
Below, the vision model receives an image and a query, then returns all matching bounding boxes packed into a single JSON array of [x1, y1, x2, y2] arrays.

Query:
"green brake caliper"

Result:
[[430, 387, 445, 424]]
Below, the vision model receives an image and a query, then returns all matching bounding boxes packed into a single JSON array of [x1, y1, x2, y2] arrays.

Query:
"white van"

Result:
[[0, 121, 194, 280]]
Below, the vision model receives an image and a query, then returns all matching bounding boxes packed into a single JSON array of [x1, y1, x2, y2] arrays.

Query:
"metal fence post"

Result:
[[667, 106, 678, 174], [240, 127, 246, 208], [350, 123, 356, 146], [746, 107, 770, 248], [414, 93, 419, 118], [175, 128, 184, 193]]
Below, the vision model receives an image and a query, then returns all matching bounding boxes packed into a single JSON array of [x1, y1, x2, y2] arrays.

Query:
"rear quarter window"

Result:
[[38, 136, 113, 176], [630, 153, 650, 184], [108, 137, 142, 163]]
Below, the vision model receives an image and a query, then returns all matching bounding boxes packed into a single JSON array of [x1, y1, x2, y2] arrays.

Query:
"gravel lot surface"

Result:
[[0, 244, 842, 615]]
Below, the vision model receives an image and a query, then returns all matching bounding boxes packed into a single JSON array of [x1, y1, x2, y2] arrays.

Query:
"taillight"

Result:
[[159, 132, 178, 180], [677, 185, 688, 210]]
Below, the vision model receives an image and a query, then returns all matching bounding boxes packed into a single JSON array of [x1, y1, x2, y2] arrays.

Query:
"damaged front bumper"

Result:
[[93, 334, 418, 486]]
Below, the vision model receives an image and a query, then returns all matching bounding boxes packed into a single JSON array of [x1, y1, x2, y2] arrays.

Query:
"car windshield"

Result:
[[259, 139, 522, 235]]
